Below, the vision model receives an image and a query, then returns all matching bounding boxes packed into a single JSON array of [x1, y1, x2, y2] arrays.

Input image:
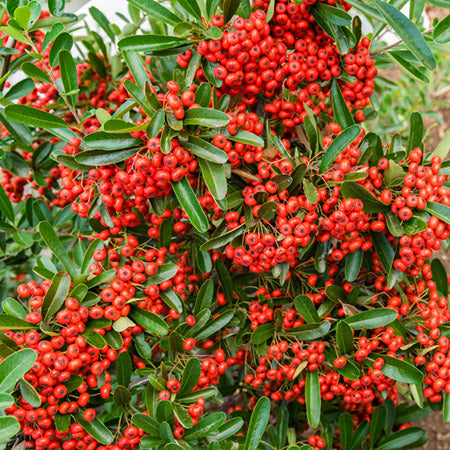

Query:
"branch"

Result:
[[0, 36, 16, 92]]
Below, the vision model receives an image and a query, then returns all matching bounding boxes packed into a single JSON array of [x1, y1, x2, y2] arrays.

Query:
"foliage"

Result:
[[0, 0, 448, 450]]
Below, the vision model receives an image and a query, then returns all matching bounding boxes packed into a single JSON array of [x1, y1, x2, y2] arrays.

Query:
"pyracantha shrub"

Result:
[[0, 0, 449, 449]]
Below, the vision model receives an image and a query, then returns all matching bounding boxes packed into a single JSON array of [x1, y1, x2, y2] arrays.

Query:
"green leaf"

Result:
[[0, 416, 20, 443], [0, 393, 14, 409], [376, 427, 426, 450], [184, 107, 229, 128], [0, 314, 36, 330], [5, 78, 34, 100], [319, 125, 360, 173], [193, 280, 214, 316], [214, 417, 244, 441], [336, 321, 353, 354], [128, 0, 182, 26], [314, 3, 352, 26], [74, 412, 113, 445], [338, 413, 353, 450], [184, 412, 226, 440], [172, 177, 209, 232], [19, 379, 40, 407], [200, 224, 244, 252], [385, 50, 429, 83], [147, 109, 165, 138], [160, 289, 183, 314], [375, 1, 436, 70], [2, 298, 26, 319], [5, 104, 70, 130], [41, 272, 71, 323], [0, 26, 29, 44], [0, 348, 36, 392], [129, 306, 169, 335], [375, 354, 424, 385], [305, 371, 321, 428], [118, 34, 189, 52], [281, 321, 331, 340], [330, 80, 355, 129], [132, 413, 159, 435], [340, 181, 389, 213], [433, 14, 450, 43], [75, 148, 139, 166], [425, 202, 450, 225], [38, 221, 77, 279], [58, 50, 78, 102], [369, 405, 386, 448], [173, 404, 193, 429], [0, 185, 14, 222], [371, 231, 395, 273], [222, 0, 241, 23], [177, 0, 202, 21], [294, 295, 319, 323], [49, 32, 73, 68], [89, 6, 115, 42], [251, 323, 275, 345], [345, 248, 363, 282], [431, 131, 450, 160], [117, 351, 132, 387], [302, 179, 318, 204], [406, 112, 424, 153], [344, 308, 397, 330], [193, 310, 234, 340], [177, 358, 201, 396], [226, 129, 264, 146], [431, 258, 448, 296], [84, 131, 142, 150], [444, 392, 450, 422], [184, 136, 228, 164], [198, 158, 227, 202], [22, 62, 50, 83], [83, 329, 107, 349], [243, 397, 271, 450], [145, 264, 178, 285], [385, 212, 403, 237]]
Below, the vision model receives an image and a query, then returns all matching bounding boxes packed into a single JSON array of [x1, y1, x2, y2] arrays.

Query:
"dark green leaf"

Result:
[[344, 308, 397, 330], [198, 158, 227, 202], [341, 181, 389, 213], [38, 222, 78, 279], [84, 131, 142, 150], [318, 125, 360, 173], [177, 358, 201, 396], [444, 392, 450, 422], [0, 314, 36, 330], [386, 50, 429, 83], [376, 427, 426, 450], [19, 379, 40, 407], [83, 329, 107, 349], [281, 321, 331, 340], [314, 3, 351, 26], [117, 351, 132, 387], [74, 412, 113, 445], [371, 231, 395, 273], [250, 323, 274, 345], [145, 264, 178, 285], [303, 179, 318, 204], [425, 202, 450, 225], [406, 112, 424, 153], [0, 348, 36, 392], [49, 32, 73, 68], [118, 34, 189, 52], [128, 0, 182, 26], [41, 272, 71, 323], [75, 148, 139, 166], [5, 78, 34, 101], [0, 416, 20, 442], [0, 185, 14, 222], [2, 297, 26, 319], [184, 107, 229, 128], [193, 280, 214, 315], [129, 305, 169, 335], [5, 104, 70, 130], [89, 6, 115, 42], [375, 1, 436, 70], [433, 14, 450, 43], [193, 310, 234, 340], [147, 109, 165, 138], [345, 248, 363, 282], [331, 79, 354, 129], [184, 136, 228, 164], [305, 371, 321, 428], [243, 397, 271, 450], [294, 295, 319, 323], [184, 412, 226, 440], [375, 354, 424, 384], [58, 50, 78, 102], [336, 321, 353, 354], [172, 177, 209, 232], [431, 258, 448, 296]]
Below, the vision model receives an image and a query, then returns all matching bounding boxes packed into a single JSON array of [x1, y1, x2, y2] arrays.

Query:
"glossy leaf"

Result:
[[305, 371, 321, 428], [145, 264, 178, 285], [425, 202, 450, 225], [41, 272, 71, 323], [128, 0, 182, 26], [243, 397, 271, 450], [0, 185, 14, 223], [75, 148, 139, 166], [129, 306, 169, 336], [193, 310, 234, 340], [172, 177, 209, 232], [376, 427, 426, 450], [118, 34, 189, 52], [184, 136, 228, 164], [74, 412, 114, 445], [375, 1, 436, 70], [38, 222, 78, 279], [5, 104, 70, 130], [59, 49, 78, 102], [330, 79, 354, 129], [177, 358, 201, 396], [116, 351, 132, 387], [336, 321, 353, 354], [345, 309, 397, 330], [0, 314, 36, 330], [371, 231, 395, 273], [282, 321, 331, 340], [184, 412, 226, 440], [345, 248, 363, 282], [0, 348, 36, 392], [19, 379, 41, 407], [341, 182, 389, 213], [431, 258, 448, 296], [294, 295, 319, 323], [184, 107, 230, 128], [319, 125, 360, 173], [376, 354, 424, 384], [0, 416, 20, 443]]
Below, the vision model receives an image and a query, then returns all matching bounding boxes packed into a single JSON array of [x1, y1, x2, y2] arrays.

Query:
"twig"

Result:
[[0, 36, 16, 91]]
